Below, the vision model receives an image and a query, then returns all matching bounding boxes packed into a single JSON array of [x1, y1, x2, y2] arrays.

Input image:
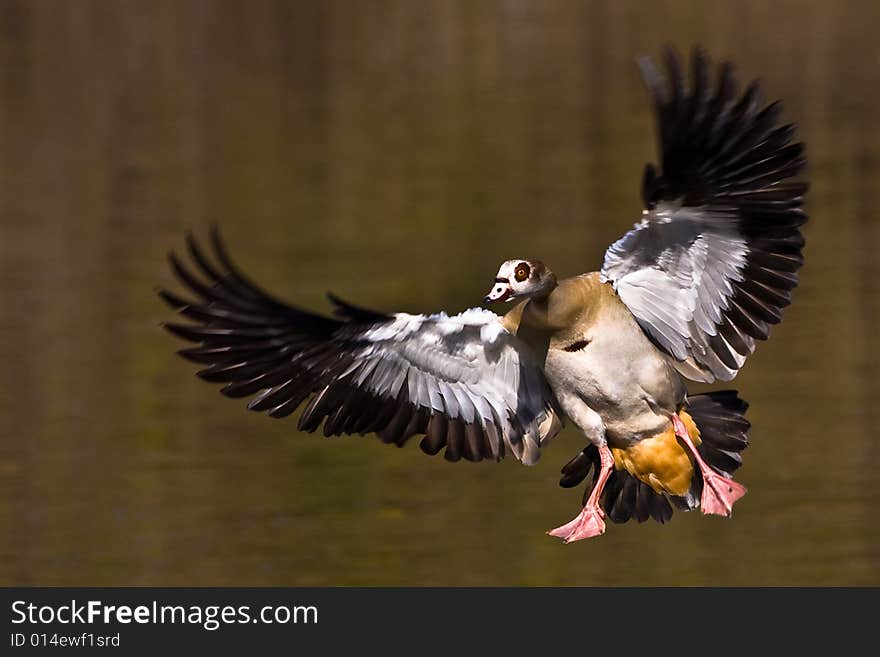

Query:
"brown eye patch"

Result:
[[514, 262, 530, 282]]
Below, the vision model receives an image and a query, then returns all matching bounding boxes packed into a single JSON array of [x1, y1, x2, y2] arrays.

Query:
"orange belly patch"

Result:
[[611, 411, 702, 497]]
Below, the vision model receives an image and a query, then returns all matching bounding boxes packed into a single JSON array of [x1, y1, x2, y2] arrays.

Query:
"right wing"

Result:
[[601, 47, 807, 382], [159, 229, 563, 465]]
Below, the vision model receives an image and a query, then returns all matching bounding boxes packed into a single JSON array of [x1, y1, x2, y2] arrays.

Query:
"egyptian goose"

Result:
[[160, 47, 807, 542]]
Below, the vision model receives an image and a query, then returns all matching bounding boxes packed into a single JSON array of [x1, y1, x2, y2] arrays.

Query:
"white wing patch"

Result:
[[601, 205, 750, 381], [613, 268, 694, 361], [339, 308, 561, 464]]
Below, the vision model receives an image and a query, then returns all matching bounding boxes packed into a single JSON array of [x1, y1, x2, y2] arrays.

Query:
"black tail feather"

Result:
[[689, 390, 751, 479]]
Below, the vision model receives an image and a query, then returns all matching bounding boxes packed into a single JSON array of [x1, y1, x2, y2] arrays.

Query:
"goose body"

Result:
[[160, 47, 806, 541], [504, 273, 686, 448]]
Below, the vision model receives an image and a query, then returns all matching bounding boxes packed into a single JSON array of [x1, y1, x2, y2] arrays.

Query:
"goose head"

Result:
[[484, 259, 558, 304]]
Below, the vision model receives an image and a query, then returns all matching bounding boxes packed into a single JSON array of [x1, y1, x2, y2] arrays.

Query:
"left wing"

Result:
[[601, 47, 808, 382], [159, 229, 563, 465]]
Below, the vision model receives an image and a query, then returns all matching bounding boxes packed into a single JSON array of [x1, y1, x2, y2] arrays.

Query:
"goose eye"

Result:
[[514, 263, 530, 282]]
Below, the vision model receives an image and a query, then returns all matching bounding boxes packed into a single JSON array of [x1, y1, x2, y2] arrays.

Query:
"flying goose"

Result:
[[160, 47, 807, 542]]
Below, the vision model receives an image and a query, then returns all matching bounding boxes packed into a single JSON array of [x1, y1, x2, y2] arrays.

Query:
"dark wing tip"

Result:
[[640, 45, 807, 208], [326, 292, 392, 323], [208, 224, 240, 276], [637, 54, 666, 109], [157, 288, 190, 310], [690, 43, 708, 63], [158, 230, 405, 442], [162, 321, 205, 342], [662, 43, 683, 72]]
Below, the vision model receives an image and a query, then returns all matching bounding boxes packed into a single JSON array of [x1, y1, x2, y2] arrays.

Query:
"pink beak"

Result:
[[484, 281, 512, 304]]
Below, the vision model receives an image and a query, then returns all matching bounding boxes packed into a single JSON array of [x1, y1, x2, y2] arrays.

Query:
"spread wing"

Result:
[[159, 229, 563, 465], [601, 47, 807, 383]]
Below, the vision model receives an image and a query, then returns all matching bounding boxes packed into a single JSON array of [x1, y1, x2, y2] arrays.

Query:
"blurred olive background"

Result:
[[1, 0, 878, 586]]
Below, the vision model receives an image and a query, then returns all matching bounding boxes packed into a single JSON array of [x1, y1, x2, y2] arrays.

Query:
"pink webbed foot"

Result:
[[672, 412, 747, 517], [699, 470, 747, 516], [546, 515, 583, 539], [547, 444, 613, 543], [547, 505, 606, 542]]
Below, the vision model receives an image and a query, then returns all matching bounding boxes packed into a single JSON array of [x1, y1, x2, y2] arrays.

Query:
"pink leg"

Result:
[[547, 445, 613, 542], [672, 413, 747, 516]]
